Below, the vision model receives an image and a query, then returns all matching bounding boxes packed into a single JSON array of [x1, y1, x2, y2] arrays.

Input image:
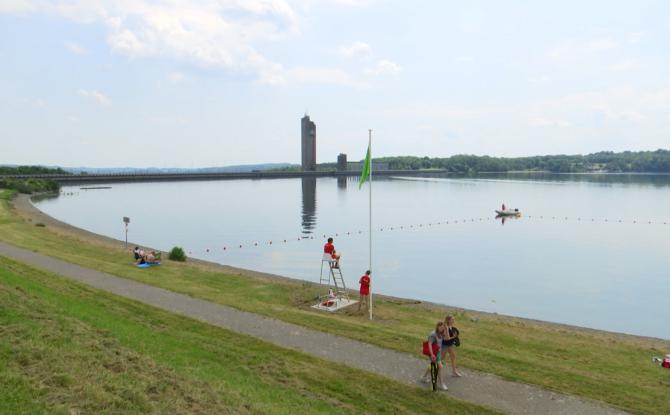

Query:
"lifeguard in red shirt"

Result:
[[358, 270, 371, 311], [323, 237, 341, 268]]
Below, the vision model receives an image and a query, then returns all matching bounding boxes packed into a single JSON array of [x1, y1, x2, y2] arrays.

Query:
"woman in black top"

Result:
[[442, 315, 462, 377]]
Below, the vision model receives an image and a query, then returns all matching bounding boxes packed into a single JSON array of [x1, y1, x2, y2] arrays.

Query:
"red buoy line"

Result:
[[182, 214, 668, 256]]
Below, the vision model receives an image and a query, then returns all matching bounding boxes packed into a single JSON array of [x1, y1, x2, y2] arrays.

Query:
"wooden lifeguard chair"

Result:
[[311, 254, 357, 312]]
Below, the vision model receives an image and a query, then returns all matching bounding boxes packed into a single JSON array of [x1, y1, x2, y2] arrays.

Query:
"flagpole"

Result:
[[368, 129, 373, 321]]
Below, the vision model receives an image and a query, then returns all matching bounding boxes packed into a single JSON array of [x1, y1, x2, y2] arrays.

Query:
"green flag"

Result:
[[358, 143, 371, 189]]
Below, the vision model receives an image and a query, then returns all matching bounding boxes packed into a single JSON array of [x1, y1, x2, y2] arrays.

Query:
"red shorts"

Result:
[[360, 288, 369, 295]]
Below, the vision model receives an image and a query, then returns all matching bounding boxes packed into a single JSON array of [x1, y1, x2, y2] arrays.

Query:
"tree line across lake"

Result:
[[1, 149, 670, 194], [374, 149, 670, 173], [273, 149, 670, 173]]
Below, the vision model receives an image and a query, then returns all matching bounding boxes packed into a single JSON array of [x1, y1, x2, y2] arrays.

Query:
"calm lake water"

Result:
[[35, 174, 670, 339]]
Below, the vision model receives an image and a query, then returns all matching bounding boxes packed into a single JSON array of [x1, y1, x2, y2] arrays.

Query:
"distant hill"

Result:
[[4, 149, 670, 175], [60, 163, 297, 175]]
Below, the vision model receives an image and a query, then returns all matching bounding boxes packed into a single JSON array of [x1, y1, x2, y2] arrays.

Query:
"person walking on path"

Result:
[[422, 322, 448, 391], [323, 237, 341, 268], [442, 315, 462, 377], [358, 270, 371, 311]]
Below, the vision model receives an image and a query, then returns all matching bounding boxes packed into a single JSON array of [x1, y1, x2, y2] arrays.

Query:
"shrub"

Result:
[[35, 223, 46, 227], [0, 178, 60, 194], [168, 246, 187, 262]]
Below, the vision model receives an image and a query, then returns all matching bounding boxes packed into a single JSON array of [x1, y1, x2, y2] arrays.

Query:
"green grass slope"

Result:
[[0, 257, 498, 414]]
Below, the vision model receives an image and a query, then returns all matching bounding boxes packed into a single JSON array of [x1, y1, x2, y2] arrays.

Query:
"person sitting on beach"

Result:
[[323, 237, 341, 268], [133, 246, 141, 260], [143, 251, 161, 264], [320, 288, 337, 307]]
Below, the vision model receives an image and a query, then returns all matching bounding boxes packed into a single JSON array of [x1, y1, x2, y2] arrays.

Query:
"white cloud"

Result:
[[328, 0, 375, 6], [0, 1, 36, 14], [20, 97, 46, 108], [339, 41, 372, 59], [609, 59, 641, 72], [64, 41, 85, 54], [287, 66, 365, 87], [366, 59, 402, 76], [528, 75, 551, 84], [584, 37, 618, 52], [4, 1, 298, 83], [626, 32, 644, 45], [77, 89, 110, 106], [527, 117, 572, 128], [547, 36, 619, 62], [639, 85, 670, 111], [532, 86, 670, 125], [167, 71, 186, 83], [453, 56, 474, 64]]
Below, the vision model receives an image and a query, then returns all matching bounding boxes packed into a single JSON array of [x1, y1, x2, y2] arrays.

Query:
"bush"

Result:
[[168, 246, 187, 262], [0, 178, 60, 194]]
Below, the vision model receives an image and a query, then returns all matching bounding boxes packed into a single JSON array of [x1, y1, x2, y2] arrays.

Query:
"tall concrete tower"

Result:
[[301, 115, 316, 171]]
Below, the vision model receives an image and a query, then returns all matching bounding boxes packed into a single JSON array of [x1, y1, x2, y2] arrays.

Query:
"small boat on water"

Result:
[[495, 209, 521, 216]]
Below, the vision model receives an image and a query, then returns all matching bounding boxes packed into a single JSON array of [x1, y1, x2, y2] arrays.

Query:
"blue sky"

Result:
[[1, 1, 669, 167]]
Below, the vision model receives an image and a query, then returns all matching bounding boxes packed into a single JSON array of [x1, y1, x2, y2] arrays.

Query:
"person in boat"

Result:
[[323, 237, 341, 268], [502, 203, 506, 211]]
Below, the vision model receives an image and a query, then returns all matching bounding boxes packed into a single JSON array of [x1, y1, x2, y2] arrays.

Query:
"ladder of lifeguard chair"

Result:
[[319, 258, 349, 300], [319, 259, 331, 286], [329, 265, 349, 299]]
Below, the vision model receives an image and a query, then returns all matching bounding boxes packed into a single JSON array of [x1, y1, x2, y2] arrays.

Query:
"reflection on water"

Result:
[[495, 214, 522, 226], [301, 177, 316, 234], [477, 172, 670, 187], [337, 177, 347, 189]]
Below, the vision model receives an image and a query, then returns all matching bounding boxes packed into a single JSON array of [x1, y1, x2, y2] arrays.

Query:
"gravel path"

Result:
[[0, 241, 628, 415]]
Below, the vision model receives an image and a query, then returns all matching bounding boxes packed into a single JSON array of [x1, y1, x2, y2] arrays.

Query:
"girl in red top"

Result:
[[358, 270, 371, 311]]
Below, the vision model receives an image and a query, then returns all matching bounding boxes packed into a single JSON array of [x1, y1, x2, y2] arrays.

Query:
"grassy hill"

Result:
[[0, 257, 497, 414]]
